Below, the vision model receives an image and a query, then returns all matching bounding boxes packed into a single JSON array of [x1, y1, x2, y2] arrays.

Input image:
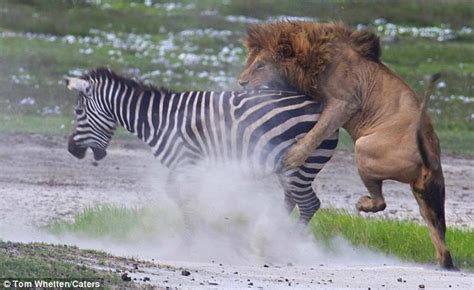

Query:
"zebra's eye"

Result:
[[75, 108, 84, 115]]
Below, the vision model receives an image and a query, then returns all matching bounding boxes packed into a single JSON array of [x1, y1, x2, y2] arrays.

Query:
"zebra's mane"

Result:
[[82, 67, 174, 94]]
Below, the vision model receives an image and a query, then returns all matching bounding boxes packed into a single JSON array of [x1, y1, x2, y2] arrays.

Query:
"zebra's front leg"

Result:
[[284, 190, 297, 214], [165, 170, 195, 234], [278, 176, 297, 215]]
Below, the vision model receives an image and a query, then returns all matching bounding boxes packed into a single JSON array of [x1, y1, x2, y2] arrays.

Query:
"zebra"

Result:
[[65, 68, 338, 224]]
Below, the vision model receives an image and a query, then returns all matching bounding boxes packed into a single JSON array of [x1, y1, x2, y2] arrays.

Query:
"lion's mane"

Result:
[[244, 21, 380, 94]]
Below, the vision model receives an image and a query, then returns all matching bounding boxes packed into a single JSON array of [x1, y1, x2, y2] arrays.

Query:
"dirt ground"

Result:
[[0, 133, 472, 228], [0, 133, 473, 288]]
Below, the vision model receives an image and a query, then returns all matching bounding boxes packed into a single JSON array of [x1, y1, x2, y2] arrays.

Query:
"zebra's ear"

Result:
[[65, 77, 90, 94]]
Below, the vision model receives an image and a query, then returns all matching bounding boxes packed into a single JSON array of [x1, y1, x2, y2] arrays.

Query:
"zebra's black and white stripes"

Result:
[[66, 68, 338, 224]]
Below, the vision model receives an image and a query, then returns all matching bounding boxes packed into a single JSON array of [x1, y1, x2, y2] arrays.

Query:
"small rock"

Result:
[[397, 278, 403, 282], [389, 209, 397, 214], [181, 270, 191, 276], [248, 282, 253, 286], [234, 272, 238, 274], [133, 263, 139, 270], [419, 284, 425, 289], [209, 282, 219, 286], [121, 273, 131, 282], [263, 264, 269, 268], [92, 161, 99, 166], [143, 277, 150, 282]]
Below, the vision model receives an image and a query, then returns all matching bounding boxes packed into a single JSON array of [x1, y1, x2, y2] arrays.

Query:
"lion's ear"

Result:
[[277, 43, 294, 60]]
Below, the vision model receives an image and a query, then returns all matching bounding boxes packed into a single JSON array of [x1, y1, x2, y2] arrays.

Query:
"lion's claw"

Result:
[[283, 142, 312, 168]]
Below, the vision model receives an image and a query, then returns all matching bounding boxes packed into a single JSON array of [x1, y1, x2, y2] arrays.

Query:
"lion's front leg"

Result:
[[284, 98, 357, 168]]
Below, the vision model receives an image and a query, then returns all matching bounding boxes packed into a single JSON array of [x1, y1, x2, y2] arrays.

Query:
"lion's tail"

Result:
[[417, 73, 441, 171]]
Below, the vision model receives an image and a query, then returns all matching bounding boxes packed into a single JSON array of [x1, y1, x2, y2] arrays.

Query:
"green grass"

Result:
[[0, 0, 472, 135], [47, 205, 181, 242], [0, 241, 131, 286], [2, 0, 473, 33], [337, 129, 474, 155], [46, 205, 474, 271], [0, 112, 132, 137], [438, 130, 474, 155], [310, 209, 474, 270]]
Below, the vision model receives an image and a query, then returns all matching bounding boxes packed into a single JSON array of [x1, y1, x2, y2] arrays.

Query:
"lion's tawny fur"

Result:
[[239, 21, 455, 269]]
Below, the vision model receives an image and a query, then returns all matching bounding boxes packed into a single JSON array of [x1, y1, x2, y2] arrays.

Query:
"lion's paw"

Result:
[[284, 143, 311, 168], [356, 195, 386, 213]]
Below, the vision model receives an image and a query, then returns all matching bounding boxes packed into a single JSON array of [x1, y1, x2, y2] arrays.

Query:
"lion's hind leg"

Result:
[[356, 177, 386, 213], [411, 167, 455, 270]]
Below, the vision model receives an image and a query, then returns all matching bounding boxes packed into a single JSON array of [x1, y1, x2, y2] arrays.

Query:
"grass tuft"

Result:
[[46, 205, 181, 242], [310, 209, 474, 270], [46, 205, 474, 271], [0, 241, 129, 285]]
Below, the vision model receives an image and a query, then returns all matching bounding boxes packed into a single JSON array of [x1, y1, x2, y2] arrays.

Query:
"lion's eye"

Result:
[[255, 62, 265, 70]]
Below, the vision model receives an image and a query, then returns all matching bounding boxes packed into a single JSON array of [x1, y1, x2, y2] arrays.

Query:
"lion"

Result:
[[238, 21, 455, 269]]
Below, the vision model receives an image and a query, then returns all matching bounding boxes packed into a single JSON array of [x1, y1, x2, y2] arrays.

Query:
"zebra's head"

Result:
[[65, 71, 117, 161]]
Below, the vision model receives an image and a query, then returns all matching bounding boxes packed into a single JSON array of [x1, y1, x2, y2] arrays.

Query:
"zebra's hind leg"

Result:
[[292, 187, 321, 225]]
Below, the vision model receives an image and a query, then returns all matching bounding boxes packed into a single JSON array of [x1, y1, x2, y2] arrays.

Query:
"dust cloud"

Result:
[[1, 159, 404, 268]]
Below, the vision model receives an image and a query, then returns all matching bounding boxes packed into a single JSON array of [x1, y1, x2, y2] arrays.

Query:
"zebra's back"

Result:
[[172, 90, 337, 170]]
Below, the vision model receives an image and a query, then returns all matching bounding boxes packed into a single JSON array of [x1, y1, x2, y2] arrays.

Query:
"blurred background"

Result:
[[0, 0, 473, 152]]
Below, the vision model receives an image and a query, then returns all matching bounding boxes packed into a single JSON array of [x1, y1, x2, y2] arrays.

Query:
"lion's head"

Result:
[[238, 21, 380, 95], [238, 48, 291, 90]]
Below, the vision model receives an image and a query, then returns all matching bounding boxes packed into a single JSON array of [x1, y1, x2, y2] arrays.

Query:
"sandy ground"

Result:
[[0, 133, 473, 288]]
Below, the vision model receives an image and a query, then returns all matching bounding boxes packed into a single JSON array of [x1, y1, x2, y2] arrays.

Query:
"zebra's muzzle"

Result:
[[91, 147, 107, 161], [68, 142, 107, 161], [68, 142, 87, 159]]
